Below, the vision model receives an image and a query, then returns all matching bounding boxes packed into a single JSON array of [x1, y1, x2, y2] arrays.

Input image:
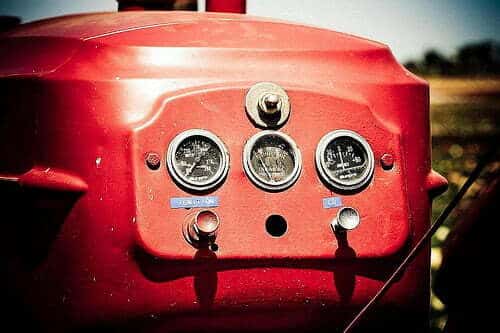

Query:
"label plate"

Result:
[[170, 196, 219, 209], [322, 197, 343, 209]]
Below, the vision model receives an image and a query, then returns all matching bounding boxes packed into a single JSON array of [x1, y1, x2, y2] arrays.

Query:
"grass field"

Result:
[[428, 78, 500, 331]]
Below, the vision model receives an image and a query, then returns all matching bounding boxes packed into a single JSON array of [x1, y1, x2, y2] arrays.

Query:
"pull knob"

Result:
[[184, 210, 220, 248], [331, 207, 360, 233]]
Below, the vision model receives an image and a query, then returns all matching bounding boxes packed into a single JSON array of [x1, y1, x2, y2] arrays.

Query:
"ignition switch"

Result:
[[184, 209, 220, 248]]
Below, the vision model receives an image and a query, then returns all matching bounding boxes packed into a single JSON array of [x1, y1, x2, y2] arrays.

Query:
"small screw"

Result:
[[380, 153, 394, 170], [145, 152, 161, 170], [258, 93, 282, 115]]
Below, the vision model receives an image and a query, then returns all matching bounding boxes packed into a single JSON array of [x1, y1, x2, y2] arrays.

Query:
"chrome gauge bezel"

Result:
[[243, 131, 302, 191], [315, 130, 374, 191], [167, 129, 230, 192]]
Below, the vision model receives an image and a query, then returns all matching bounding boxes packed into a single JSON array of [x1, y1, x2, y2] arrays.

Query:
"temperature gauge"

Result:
[[316, 130, 374, 191], [167, 129, 229, 192], [243, 131, 301, 191]]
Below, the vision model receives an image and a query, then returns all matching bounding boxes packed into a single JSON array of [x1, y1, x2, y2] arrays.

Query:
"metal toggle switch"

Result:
[[258, 93, 282, 116], [331, 207, 360, 233], [184, 209, 220, 248], [245, 82, 290, 128]]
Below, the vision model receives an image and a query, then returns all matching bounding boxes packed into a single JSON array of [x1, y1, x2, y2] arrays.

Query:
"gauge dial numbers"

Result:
[[316, 130, 374, 191], [243, 131, 302, 191], [167, 129, 229, 192]]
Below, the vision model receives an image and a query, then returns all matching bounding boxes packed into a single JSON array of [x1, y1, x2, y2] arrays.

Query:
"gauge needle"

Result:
[[258, 155, 272, 180], [186, 146, 212, 176], [337, 146, 345, 170], [186, 158, 199, 176]]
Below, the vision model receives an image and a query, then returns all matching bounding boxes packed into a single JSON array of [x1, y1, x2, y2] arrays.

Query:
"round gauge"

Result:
[[243, 131, 301, 191], [167, 129, 229, 192], [316, 130, 374, 191]]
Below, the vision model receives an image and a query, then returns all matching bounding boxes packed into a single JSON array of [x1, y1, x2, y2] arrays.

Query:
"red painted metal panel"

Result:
[[134, 87, 409, 259], [0, 12, 445, 332]]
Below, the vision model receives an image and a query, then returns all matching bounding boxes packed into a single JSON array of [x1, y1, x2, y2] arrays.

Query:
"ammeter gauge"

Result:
[[243, 131, 301, 191], [167, 129, 229, 192], [316, 130, 374, 191]]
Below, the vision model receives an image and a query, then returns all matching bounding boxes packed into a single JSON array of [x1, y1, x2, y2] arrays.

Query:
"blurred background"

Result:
[[1, 1, 499, 331]]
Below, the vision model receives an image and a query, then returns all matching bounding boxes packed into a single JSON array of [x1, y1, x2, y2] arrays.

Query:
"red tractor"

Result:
[[2, 1, 472, 332]]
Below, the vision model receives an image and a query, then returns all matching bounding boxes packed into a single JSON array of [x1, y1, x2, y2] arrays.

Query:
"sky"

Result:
[[1, 0, 499, 62]]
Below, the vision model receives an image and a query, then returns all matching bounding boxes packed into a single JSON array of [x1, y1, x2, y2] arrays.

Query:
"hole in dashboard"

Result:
[[265, 215, 287, 237]]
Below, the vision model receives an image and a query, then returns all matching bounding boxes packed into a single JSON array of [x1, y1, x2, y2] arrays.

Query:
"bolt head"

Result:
[[145, 152, 161, 170], [380, 153, 394, 170]]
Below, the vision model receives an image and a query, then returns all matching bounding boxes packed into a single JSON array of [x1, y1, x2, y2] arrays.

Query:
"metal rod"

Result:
[[343, 147, 497, 332]]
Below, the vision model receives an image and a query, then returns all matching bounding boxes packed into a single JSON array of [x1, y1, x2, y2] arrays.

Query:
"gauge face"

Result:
[[167, 129, 229, 192], [316, 130, 374, 191], [243, 131, 301, 191]]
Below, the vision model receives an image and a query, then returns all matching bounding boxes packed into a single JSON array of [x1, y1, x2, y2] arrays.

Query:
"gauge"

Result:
[[316, 130, 374, 191], [243, 131, 301, 191], [167, 129, 229, 192]]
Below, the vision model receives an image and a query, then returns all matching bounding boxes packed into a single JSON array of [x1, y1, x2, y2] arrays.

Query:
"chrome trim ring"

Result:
[[315, 129, 374, 191], [243, 130, 302, 191], [167, 129, 229, 192]]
